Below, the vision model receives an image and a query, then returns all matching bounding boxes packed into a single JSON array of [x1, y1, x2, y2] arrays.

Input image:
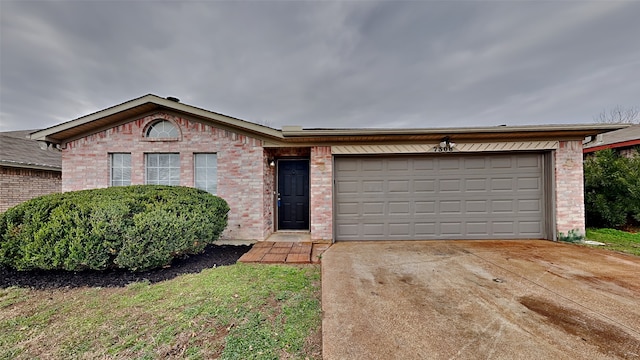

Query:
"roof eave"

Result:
[[0, 160, 62, 172], [30, 94, 285, 144], [583, 139, 640, 153], [282, 123, 628, 136], [280, 124, 629, 142]]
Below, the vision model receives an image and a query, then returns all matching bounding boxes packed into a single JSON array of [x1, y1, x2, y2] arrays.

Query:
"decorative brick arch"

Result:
[[141, 116, 183, 141]]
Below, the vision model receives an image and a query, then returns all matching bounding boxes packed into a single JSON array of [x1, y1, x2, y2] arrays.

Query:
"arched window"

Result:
[[146, 120, 179, 138]]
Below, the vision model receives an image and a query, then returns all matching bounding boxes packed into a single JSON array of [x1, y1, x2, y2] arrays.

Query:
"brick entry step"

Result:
[[238, 242, 330, 264]]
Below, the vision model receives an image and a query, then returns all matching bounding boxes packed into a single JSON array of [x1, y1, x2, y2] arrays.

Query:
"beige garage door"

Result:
[[334, 153, 545, 240]]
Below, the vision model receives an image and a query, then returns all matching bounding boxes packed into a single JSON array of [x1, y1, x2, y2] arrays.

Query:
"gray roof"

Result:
[[583, 124, 640, 151], [0, 130, 62, 170]]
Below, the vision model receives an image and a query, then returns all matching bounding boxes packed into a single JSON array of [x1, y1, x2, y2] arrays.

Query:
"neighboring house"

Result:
[[29, 94, 624, 241], [1, 130, 62, 212], [583, 124, 640, 157]]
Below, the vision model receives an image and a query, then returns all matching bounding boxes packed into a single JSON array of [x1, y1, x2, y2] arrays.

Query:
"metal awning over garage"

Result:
[[334, 153, 547, 240]]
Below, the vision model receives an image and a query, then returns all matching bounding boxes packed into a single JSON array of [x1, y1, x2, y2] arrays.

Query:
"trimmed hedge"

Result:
[[0, 186, 229, 272]]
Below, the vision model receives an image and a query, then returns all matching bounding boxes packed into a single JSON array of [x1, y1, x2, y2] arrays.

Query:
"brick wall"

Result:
[[310, 146, 333, 240], [262, 150, 275, 239], [62, 112, 266, 240], [0, 167, 61, 212], [554, 140, 585, 237]]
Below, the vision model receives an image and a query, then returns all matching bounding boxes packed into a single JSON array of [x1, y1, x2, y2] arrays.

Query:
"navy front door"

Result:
[[278, 160, 310, 230]]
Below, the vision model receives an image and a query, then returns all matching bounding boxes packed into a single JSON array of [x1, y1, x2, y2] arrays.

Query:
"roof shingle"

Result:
[[0, 130, 62, 170]]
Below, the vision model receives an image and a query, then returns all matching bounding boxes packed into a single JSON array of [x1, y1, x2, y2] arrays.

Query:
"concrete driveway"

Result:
[[322, 240, 640, 359]]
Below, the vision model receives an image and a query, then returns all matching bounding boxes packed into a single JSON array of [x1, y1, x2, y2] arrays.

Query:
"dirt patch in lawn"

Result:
[[0, 244, 251, 289]]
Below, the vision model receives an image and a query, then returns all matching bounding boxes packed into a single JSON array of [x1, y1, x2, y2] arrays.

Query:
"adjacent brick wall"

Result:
[[62, 112, 265, 240], [0, 167, 61, 212], [310, 146, 333, 240], [554, 140, 585, 237]]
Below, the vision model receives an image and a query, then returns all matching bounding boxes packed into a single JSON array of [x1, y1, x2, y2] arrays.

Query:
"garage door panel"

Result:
[[336, 180, 359, 194], [414, 180, 436, 192], [439, 179, 462, 192], [518, 199, 541, 213], [389, 180, 410, 192], [491, 178, 515, 191], [466, 200, 489, 214], [439, 200, 462, 213], [439, 158, 462, 170], [492, 222, 516, 235], [362, 202, 384, 215], [465, 179, 488, 191], [518, 177, 541, 191], [413, 159, 435, 170], [335, 154, 545, 240], [467, 222, 489, 235], [491, 157, 513, 168], [464, 157, 487, 169], [415, 201, 436, 214], [441, 222, 464, 235], [362, 159, 383, 171], [517, 155, 541, 168]]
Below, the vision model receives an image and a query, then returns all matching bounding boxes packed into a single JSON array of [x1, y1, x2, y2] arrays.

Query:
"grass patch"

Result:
[[586, 228, 640, 256], [0, 264, 322, 359]]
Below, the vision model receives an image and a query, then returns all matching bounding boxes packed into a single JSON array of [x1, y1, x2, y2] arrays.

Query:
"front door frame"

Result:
[[276, 158, 311, 231]]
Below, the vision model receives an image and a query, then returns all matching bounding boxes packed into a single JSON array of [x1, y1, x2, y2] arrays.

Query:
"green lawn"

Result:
[[585, 228, 640, 256], [0, 264, 322, 360]]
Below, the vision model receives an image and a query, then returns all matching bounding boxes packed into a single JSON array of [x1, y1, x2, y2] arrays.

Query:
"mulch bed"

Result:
[[0, 244, 251, 290]]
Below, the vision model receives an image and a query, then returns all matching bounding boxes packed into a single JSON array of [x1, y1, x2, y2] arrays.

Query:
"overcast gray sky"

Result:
[[1, 1, 639, 132]]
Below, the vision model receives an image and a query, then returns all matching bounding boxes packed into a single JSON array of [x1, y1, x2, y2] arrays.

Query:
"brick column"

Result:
[[310, 146, 333, 241], [554, 140, 585, 238]]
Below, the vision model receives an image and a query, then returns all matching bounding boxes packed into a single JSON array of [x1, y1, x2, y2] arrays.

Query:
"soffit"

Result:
[[332, 141, 559, 155]]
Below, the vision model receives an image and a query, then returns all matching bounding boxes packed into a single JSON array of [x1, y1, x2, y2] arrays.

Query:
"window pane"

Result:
[[159, 155, 170, 167], [146, 120, 178, 139], [147, 168, 158, 183], [195, 155, 206, 167], [122, 155, 131, 166], [110, 153, 131, 187], [170, 154, 180, 167], [148, 154, 158, 167], [113, 154, 122, 167], [194, 153, 217, 194], [112, 168, 122, 182], [207, 167, 217, 178], [145, 153, 179, 186]]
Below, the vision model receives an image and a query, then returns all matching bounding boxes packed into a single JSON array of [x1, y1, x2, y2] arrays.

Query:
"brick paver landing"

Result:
[[238, 242, 330, 264]]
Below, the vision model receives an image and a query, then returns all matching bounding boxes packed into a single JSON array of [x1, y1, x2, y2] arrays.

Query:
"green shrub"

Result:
[[584, 148, 640, 228], [0, 186, 229, 272], [557, 229, 584, 243]]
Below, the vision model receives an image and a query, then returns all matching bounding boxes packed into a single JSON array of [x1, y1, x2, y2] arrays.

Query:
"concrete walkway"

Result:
[[322, 240, 640, 359]]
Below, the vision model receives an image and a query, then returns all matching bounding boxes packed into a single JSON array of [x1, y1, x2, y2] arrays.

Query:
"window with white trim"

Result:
[[110, 153, 131, 186], [146, 153, 180, 185], [194, 153, 217, 194], [146, 120, 179, 138]]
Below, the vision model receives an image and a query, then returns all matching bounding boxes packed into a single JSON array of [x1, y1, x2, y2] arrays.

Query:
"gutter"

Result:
[[0, 160, 62, 172], [583, 139, 640, 154]]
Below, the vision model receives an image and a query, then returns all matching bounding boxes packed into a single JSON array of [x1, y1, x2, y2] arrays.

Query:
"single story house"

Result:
[[30, 94, 624, 242], [583, 124, 640, 158], [1, 130, 62, 212]]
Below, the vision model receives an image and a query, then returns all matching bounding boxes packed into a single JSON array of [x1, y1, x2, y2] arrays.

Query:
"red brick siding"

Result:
[[262, 150, 275, 239], [62, 113, 266, 240], [554, 140, 585, 237], [310, 146, 333, 240], [0, 167, 62, 212]]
